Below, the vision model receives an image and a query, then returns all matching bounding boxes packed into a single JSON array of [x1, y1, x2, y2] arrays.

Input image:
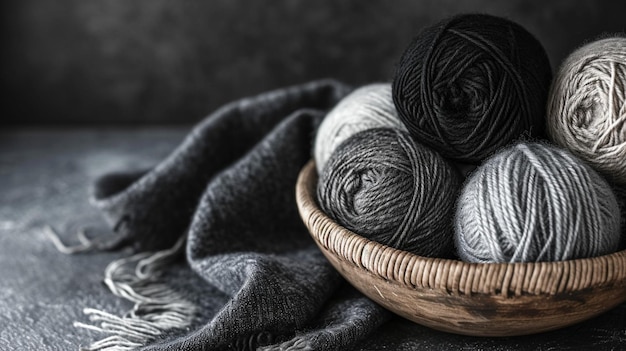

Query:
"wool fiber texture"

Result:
[[317, 128, 461, 257], [547, 36, 626, 185], [86, 80, 393, 350], [613, 184, 626, 249], [314, 83, 407, 174], [392, 13, 552, 163], [455, 142, 622, 263]]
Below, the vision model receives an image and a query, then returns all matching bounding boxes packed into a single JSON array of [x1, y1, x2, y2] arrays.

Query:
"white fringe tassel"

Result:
[[45, 227, 196, 351]]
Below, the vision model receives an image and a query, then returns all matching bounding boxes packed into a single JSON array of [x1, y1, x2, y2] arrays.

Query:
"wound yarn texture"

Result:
[[455, 142, 622, 263], [547, 36, 626, 185], [314, 83, 407, 174], [392, 14, 552, 163], [317, 128, 461, 257]]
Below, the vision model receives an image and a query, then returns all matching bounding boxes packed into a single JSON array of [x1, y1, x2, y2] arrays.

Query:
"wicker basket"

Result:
[[296, 160, 626, 336]]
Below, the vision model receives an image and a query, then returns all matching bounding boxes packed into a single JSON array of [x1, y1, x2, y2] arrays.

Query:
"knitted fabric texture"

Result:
[[86, 80, 391, 350]]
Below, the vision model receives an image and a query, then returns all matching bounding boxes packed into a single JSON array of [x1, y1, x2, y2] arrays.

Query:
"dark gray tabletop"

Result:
[[1, 127, 624, 350], [0, 127, 187, 350]]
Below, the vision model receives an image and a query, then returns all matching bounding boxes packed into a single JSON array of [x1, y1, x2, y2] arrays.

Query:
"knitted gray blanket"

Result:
[[76, 79, 626, 351], [82, 80, 390, 350]]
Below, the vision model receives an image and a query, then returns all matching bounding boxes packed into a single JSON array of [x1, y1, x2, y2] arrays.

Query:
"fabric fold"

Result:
[[82, 79, 391, 350], [91, 79, 352, 252]]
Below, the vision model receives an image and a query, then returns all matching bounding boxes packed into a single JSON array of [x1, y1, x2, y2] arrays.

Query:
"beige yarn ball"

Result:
[[547, 37, 626, 185]]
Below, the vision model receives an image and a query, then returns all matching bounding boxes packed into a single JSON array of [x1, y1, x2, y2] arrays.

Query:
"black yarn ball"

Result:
[[392, 14, 552, 163], [317, 128, 461, 257]]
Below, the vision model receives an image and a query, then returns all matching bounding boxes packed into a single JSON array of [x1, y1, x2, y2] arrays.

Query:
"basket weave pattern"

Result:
[[297, 161, 626, 336]]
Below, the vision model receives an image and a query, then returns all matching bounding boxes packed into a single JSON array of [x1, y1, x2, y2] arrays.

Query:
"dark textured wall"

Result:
[[2, 0, 625, 125]]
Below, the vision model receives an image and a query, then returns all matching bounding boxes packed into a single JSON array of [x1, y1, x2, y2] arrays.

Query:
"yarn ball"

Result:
[[314, 83, 407, 174], [392, 14, 552, 163], [612, 184, 626, 247], [455, 142, 622, 263], [546, 37, 626, 185], [317, 128, 461, 257]]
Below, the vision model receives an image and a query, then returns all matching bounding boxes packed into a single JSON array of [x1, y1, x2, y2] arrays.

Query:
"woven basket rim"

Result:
[[297, 160, 626, 297]]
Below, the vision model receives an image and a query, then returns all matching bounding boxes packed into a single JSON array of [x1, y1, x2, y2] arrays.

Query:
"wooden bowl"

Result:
[[296, 160, 626, 337]]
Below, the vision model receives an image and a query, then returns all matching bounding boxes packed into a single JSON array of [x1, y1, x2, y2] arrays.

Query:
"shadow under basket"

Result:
[[295, 160, 626, 337]]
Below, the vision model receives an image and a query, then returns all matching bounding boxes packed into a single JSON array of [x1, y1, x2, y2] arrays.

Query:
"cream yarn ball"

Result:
[[547, 37, 626, 185]]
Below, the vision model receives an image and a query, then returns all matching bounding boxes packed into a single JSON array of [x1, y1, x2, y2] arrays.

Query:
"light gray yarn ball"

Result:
[[455, 142, 622, 263], [314, 83, 407, 174], [547, 37, 626, 185]]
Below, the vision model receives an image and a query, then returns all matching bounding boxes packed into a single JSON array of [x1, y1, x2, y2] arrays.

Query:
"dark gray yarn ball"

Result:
[[612, 184, 626, 248], [317, 128, 462, 257]]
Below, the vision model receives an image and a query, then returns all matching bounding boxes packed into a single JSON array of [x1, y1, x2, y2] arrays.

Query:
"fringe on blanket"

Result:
[[45, 227, 195, 351]]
